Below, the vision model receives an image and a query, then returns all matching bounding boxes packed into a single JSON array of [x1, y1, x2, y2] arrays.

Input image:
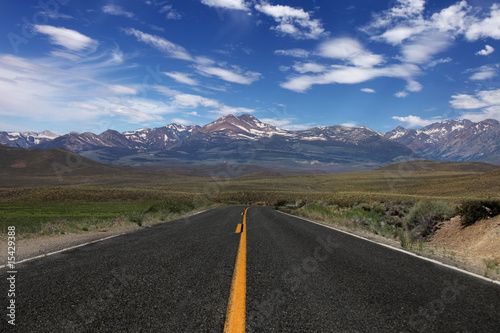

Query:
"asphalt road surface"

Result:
[[1, 206, 499, 332]]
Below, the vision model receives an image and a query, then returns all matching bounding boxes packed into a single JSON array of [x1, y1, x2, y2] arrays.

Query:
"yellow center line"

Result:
[[224, 207, 249, 333]]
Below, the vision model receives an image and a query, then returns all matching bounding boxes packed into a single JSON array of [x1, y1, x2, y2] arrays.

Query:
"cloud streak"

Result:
[[255, 2, 326, 39], [35, 25, 97, 52]]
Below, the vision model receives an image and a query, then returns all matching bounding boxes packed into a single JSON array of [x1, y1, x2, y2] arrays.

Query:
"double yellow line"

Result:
[[224, 207, 249, 333]]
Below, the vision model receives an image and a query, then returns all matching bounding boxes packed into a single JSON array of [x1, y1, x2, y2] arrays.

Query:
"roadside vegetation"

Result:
[[0, 161, 498, 253], [0, 199, 212, 238], [277, 199, 500, 253]]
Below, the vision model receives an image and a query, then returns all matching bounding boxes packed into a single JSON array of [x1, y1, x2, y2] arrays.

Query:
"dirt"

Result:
[[425, 215, 500, 280], [291, 210, 500, 282], [0, 224, 142, 264]]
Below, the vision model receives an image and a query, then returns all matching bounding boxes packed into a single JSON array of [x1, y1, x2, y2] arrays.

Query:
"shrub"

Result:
[[145, 202, 195, 214], [275, 200, 288, 208], [405, 201, 455, 238], [458, 200, 500, 227], [303, 202, 333, 216], [128, 212, 144, 226], [373, 205, 386, 215]]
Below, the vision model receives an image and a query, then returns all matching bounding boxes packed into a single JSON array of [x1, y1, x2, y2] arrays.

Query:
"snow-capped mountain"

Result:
[[1, 115, 499, 170], [123, 124, 200, 149], [0, 130, 59, 148], [297, 125, 381, 144], [198, 114, 289, 139], [385, 119, 500, 163]]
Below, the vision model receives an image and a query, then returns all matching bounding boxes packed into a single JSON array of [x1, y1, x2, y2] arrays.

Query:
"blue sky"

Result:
[[0, 0, 499, 134]]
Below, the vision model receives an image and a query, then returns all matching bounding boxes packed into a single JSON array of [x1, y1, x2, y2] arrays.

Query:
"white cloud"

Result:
[[201, 0, 249, 11], [476, 45, 495, 56], [469, 65, 497, 81], [196, 66, 261, 85], [465, 4, 500, 41], [282, 123, 315, 131], [261, 117, 314, 130], [392, 115, 434, 127], [293, 62, 326, 74], [255, 2, 326, 39], [209, 105, 255, 117], [261, 118, 292, 127], [426, 57, 452, 68], [274, 49, 311, 58], [406, 79, 422, 92], [160, 5, 182, 20], [108, 84, 138, 95], [395, 91, 409, 98], [172, 93, 220, 108], [155, 86, 255, 117], [341, 122, 358, 127], [375, 25, 427, 45], [450, 89, 500, 109], [171, 118, 192, 125], [460, 106, 500, 122], [35, 25, 97, 52], [361, 88, 376, 93], [366, 0, 426, 32], [0, 54, 169, 125], [431, 1, 471, 34], [400, 32, 450, 64], [281, 63, 421, 92], [318, 38, 384, 68], [41, 11, 75, 20], [163, 72, 199, 85], [123, 28, 193, 61], [102, 5, 135, 18]]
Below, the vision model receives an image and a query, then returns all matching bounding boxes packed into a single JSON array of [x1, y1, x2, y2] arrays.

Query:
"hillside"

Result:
[[377, 160, 500, 173], [385, 119, 500, 163], [1, 114, 414, 172], [0, 145, 146, 188]]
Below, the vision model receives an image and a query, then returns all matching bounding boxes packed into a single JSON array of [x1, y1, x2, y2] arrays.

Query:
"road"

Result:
[[1, 206, 499, 332]]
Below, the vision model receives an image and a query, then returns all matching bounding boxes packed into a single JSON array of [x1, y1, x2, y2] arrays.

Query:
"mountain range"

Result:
[[1, 115, 499, 172], [385, 119, 500, 164]]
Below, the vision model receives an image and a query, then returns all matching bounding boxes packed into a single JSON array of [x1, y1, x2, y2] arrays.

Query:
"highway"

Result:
[[1, 206, 499, 332]]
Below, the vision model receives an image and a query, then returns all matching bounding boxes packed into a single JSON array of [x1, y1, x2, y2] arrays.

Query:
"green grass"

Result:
[[0, 200, 212, 237], [0, 201, 150, 235], [0, 160, 498, 238]]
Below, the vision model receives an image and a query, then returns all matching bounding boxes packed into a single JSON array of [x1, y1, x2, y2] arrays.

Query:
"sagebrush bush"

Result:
[[145, 201, 195, 214], [303, 202, 333, 216], [405, 201, 455, 238], [458, 200, 500, 227]]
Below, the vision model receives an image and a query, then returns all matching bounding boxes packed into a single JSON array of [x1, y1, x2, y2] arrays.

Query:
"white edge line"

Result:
[[0, 233, 125, 269], [277, 210, 500, 287], [0, 208, 213, 269]]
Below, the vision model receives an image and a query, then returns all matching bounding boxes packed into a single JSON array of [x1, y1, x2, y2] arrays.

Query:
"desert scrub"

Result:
[[458, 200, 500, 227], [303, 202, 336, 217], [483, 259, 500, 277], [405, 200, 456, 239], [144, 201, 195, 214]]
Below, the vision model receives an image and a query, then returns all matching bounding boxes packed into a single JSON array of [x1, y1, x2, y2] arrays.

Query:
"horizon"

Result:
[[1, 1, 499, 134], [2, 112, 499, 137]]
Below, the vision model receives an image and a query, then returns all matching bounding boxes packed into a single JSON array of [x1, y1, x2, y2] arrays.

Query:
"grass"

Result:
[[0, 160, 498, 238], [0, 200, 212, 237], [282, 200, 459, 251]]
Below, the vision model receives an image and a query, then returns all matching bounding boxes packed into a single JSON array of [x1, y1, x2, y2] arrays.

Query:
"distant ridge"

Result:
[[384, 119, 500, 164], [0, 144, 129, 175], [1, 115, 499, 173], [377, 160, 500, 173]]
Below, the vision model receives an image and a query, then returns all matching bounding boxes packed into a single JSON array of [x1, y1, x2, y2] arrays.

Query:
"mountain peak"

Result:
[[199, 113, 288, 139]]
